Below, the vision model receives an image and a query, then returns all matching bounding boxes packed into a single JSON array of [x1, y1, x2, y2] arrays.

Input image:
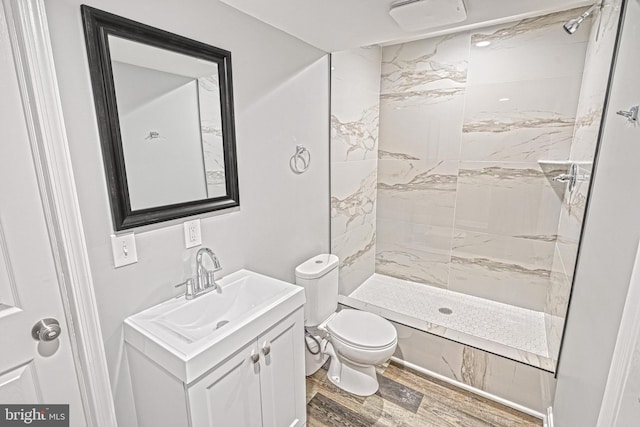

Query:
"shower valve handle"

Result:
[[616, 105, 638, 123]]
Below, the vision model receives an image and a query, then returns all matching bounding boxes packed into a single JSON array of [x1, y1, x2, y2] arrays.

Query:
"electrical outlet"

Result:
[[184, 219, 202, 248], [110, 233, 138, 268]]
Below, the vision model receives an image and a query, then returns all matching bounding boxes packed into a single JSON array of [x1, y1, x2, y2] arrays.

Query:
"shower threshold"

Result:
[[339, 273, 560, 372]]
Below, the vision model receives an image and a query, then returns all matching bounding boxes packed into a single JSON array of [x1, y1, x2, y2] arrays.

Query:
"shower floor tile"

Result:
[[343, 274, 553, 369]]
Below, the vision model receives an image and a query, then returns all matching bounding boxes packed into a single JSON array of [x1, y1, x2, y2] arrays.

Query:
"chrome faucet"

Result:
[[195, 247, 222, 293], [175, 247, 222, 300]]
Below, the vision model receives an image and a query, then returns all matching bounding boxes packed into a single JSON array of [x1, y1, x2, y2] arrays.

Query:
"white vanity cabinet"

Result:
[[188, 309, 306, 427], [187, 340, 263, 426], [123, 269, 307, 427]]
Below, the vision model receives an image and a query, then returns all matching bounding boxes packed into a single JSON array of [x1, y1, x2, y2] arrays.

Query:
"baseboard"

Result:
[[390, 356, 546, 421], [544, 406, 554, 427]]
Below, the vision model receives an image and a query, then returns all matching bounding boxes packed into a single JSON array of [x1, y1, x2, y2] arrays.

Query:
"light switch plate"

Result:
[[184, 219, 202, 248], [111, 233, 138, 268]]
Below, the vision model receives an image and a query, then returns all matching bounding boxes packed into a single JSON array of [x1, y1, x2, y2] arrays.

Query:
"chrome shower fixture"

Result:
[[563, 3, 601, 34]]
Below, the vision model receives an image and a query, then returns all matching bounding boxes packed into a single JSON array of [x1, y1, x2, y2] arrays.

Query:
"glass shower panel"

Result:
[[330, 2, 623, 372]]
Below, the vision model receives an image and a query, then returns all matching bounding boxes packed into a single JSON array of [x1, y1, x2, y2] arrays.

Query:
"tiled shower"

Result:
[[331, 4, 619, 371]]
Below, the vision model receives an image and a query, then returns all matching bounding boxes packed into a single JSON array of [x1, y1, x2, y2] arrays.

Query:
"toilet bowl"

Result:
[[295, 254, 398, 396], [320, 309, 397, 395]]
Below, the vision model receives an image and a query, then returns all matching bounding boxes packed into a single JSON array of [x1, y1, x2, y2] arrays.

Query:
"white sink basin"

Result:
[[124, 269, 305, 383], [156, 272, 294, 343]]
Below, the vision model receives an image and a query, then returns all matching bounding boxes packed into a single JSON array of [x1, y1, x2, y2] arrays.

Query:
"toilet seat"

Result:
[[331, 332, 397, 352], [326, 309, 397, 350]]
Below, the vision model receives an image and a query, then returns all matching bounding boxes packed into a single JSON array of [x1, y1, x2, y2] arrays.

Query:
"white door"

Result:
[[0, 7, 85, 426]]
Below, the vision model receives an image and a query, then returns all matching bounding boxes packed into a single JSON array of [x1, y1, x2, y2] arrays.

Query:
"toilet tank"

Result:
[[295, 254, 339, 327]]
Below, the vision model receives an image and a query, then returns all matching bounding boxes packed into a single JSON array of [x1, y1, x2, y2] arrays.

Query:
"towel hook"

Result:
[[290, 145, 310, 174]]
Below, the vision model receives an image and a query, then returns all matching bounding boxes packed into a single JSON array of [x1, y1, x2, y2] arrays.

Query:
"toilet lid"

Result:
[[327, 309, 397, 349]]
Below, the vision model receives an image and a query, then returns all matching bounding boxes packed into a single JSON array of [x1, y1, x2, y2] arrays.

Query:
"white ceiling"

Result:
[[219, 0, 593, 52]]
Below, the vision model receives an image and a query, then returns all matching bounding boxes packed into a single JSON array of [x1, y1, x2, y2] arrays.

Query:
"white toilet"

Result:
[[295, 254, 397, 396]]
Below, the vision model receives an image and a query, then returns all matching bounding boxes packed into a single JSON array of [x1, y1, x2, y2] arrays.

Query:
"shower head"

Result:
[[563, 17, 585, 34], [563, 3, 601, 35]]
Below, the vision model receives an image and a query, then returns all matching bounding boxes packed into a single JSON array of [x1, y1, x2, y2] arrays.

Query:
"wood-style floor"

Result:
[[306, 361, 542, 427]]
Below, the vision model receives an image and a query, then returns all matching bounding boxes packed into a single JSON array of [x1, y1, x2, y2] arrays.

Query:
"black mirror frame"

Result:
[[81, 5, 240, 231]]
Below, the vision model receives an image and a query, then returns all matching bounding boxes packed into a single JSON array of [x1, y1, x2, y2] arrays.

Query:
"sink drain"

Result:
[[438, 307, 453, 315], [216, 320, 230, 330]]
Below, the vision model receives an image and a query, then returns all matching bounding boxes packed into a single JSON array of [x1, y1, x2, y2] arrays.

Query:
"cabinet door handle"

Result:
[[262, 342, 271, 356], [250, 350, 260, 364]]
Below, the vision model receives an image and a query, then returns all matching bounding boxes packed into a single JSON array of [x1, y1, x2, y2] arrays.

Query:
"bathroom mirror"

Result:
[[82, 6, 239, 230]]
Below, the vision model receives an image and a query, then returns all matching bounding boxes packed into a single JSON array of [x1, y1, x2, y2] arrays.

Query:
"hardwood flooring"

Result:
[[306, 361, 543, 427]]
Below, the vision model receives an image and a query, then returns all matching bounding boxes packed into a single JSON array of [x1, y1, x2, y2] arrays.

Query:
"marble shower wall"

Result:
[[547, 0, 623, 356], [393, 321, 556, 413], [331, 47, 382, 295], [376, 8, 591, 313], [377, 34, 467, 288]]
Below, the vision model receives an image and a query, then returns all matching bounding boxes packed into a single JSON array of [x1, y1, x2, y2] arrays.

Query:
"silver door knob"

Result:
[[31, 318, 62, 342], [262, 342, 271, 356], [250, 350, 260, 364]]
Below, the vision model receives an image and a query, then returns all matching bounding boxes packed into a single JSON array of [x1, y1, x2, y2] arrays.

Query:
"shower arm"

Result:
[[581, 2, 601, 19], [565, 2, 603, 34]]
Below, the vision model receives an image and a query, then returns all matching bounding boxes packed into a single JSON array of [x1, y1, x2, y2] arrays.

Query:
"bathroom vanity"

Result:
[[124, 270, 306, 427]]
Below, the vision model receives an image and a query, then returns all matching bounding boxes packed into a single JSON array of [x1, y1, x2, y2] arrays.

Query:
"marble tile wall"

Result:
[[330, 47, 382, 295], [330, 5, 620, 373], [377, 33, 468, 288], [546, 0, 623, 360], [393, 322, 556, 412], [376, 9, 591, 314]]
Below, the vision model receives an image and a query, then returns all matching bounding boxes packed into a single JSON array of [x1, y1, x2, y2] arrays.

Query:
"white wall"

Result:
[[615, 334, 640, 423], [44, 1, 329, 425], [597, 242, 640, 426], [553, 0, 640, 425]]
